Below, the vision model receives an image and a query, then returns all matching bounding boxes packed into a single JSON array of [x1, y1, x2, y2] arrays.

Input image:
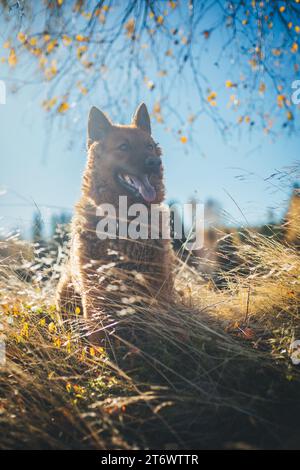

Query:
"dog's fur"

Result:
[[56, 104, 173, 336]]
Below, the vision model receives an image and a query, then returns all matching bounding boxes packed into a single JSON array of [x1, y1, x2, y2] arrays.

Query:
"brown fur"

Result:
[[56, 104, 174, 340]]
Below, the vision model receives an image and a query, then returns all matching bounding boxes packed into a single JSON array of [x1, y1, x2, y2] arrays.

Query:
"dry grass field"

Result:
[[1, 222, 300, 450]]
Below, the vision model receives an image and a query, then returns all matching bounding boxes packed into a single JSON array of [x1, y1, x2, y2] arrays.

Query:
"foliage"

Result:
[[1, 0, 300, 140]]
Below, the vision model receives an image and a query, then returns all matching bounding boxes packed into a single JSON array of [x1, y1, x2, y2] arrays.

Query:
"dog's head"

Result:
[[85, 103, 164, 205]]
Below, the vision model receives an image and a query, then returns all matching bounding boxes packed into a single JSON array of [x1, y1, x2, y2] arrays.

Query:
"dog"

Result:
[[56, 103, 174, 340]]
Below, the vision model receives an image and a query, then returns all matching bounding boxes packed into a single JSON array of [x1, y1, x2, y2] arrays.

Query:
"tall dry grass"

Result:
[[1, 227, 300, 449]]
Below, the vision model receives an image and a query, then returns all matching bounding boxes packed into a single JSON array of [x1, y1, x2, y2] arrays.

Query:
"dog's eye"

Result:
[[118, 143, 128, 151], [146, 143, 154, 151]]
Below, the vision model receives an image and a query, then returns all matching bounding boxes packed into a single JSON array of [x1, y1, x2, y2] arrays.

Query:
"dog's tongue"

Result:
[[131, 175, 156, 203]]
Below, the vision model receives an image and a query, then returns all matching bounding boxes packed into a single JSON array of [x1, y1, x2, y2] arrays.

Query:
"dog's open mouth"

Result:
[[117, 173, 156, 203]]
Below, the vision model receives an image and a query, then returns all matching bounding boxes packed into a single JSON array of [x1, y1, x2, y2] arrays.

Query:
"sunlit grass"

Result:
[[1, 227, 300, 449]]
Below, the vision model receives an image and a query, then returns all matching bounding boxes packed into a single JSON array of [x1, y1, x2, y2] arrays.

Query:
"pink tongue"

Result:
[[131, 175, 156, 202]]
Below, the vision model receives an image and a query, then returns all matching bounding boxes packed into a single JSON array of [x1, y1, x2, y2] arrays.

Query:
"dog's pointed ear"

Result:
[[132, 103, 151, 135], [87, 106, 112, 147]]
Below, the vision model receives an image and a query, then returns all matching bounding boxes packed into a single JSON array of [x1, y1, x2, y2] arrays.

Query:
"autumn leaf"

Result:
[[46, 39, 57, 53], [44, 60, 58, 80], [242, 327, 255, 340], [42, 97, 57, 111], [29, 37, 38, 46], [76, 34, 88, 42], [225, 80, 237, 88], [180, 136, 188, 144], [291, 42, 298, 53], [146, 80, 155, 90], [62, 35, 72, 46], [272, 48, 282, 56], [207, 91, 217, 106], [48, 321, 56, 333], [125, 18, 135, 39], [58, 101, 69, 113], [17, 32, 27, 43], [8, 48, 17, 67], [259, 82, 266, 94], [77, 45, 87, 58], [277, 94, 285, 108]]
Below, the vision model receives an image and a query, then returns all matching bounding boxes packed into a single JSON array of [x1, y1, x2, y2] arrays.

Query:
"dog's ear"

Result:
[[132, 103, 151, 135], [87, 106, 112, 147]]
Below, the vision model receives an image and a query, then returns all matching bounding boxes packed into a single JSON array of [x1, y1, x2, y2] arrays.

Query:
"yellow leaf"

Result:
[[287, 110, 294, 121], [279, 6, 286, 13], [54, 337, 61, 348], [62, 35, 72, 46], [46, 39, 57, 53], [146, 80, 155, 90], [272, 48, 282, 56], [39, 55, 47, 68], [153, 102, 161, 113], [77, 45, 87, 58], [295, 26, 300, 33], [66, 383, 72, 393], [75, 306, 81, 315], [76, 34, 88, 42], [42, 97, 57, 111], [8, 48, 17, 67], [90, 347, 96, 356], [157, 15, 164, 24], [180, 136, 188, 144], [207, 91, 217, 106], [125, 18, 135, 38], [291, 42, 299, 53], [58, 101, 69, 113], [39, 318, 46, 326], [43, 34, 51, 42], [277, 94, 285, 107], [48, 321, 56, 333], [17, 32, 27, 43], [57, 0, 64, 5], [3, 40, 11, 49], [259, 82, 266, 93], [44, 60, 58, 80], [29, 37, 37, 46]]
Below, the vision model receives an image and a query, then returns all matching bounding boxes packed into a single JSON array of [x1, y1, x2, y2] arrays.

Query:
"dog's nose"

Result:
[[145, 156, 161, 173]]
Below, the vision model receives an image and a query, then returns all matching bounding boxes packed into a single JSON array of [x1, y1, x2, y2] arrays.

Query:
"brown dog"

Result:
[[56, 103, 173, 340]]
